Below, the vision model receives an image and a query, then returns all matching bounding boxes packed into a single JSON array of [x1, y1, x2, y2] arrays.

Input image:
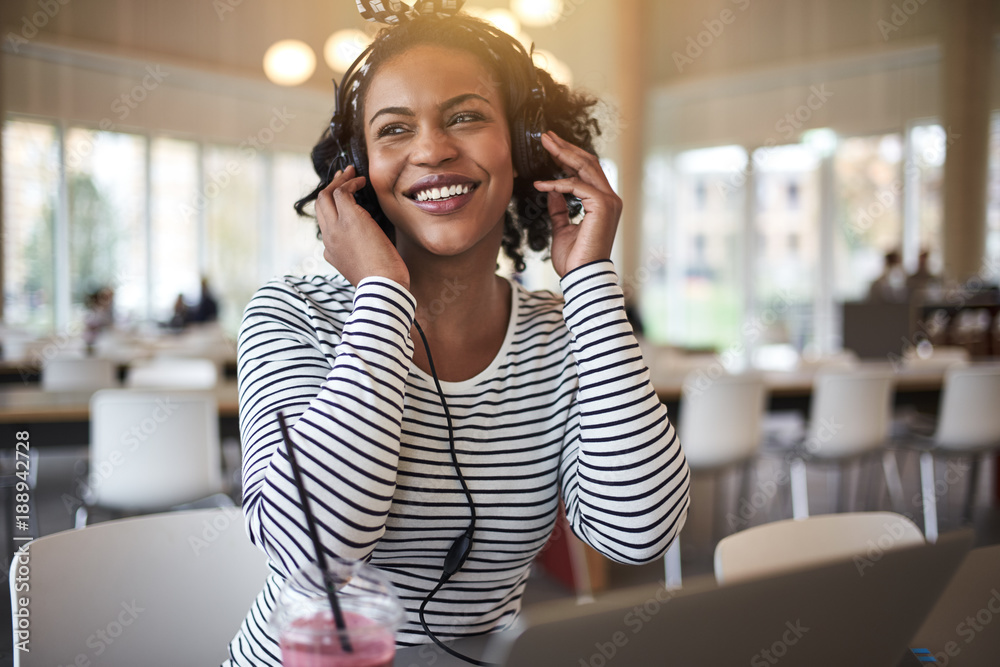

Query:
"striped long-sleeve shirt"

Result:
[[224, 259, 690, 666]]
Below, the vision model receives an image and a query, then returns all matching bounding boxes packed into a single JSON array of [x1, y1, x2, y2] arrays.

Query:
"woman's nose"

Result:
[[410, 127, 458, 166]]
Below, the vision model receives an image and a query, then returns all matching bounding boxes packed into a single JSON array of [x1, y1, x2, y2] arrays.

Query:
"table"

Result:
[[653, 362, 951, 415], [0, 358, 239, 385], [0, 362, 952, 427], [0, 362, 960, 451], [0, 382, 240, 446]]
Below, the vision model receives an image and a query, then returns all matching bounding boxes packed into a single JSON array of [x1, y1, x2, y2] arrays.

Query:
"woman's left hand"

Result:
[[533, 131, 622, 277]]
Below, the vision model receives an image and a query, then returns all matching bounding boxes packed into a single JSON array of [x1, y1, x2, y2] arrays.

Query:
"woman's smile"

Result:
[[404, 172, 481, 213]]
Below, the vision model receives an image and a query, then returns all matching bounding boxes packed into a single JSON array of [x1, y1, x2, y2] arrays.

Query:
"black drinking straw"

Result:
[[277, 411, 353, 654]]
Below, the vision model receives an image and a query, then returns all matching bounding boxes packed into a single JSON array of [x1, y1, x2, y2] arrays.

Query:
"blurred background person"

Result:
[[867, 250, 908, 303], [906, 249, 943, 303], [190, 277, 219, 323], [83, 286, 115, 353]]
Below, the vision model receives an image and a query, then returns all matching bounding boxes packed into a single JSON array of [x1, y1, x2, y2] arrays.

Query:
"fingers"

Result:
[[317, 165, 367, 229], [321, 164, 353, 194], [331, 175, 367, 211], [533, 176, 609, 211], [540, 131, 611, 191], [546, 191, 571, 231]]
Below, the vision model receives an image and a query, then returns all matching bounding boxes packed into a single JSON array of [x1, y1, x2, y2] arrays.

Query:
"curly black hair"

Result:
[[294, 12, 602, 272]]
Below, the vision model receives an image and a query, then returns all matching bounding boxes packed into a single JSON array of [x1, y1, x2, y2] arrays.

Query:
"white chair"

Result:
[[668, 372, 767, 586], [126, 356, 218, 389], [917, 365, 1000, 542], [9, 508, 269, 667], [714, 511, 924, 585], [679, 372, 767, 470], [77, 389, 225, 526], [41, 357, 117, 391], [789, 369, 897, 519]]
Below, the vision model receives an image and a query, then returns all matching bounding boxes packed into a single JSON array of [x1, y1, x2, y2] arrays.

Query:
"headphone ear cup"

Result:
[[349, 134, 367, 179], [511, 113, 530, 179], [513, 103, 548, 181]]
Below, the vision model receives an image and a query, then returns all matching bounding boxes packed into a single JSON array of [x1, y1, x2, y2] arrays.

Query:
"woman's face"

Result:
[[363, 44, 514, 261]]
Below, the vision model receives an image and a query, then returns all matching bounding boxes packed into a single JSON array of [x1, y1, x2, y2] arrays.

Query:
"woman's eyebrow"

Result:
[[438, 93, 491, 111], [368, 93, 492, 127], [369, 106, 413, 127]]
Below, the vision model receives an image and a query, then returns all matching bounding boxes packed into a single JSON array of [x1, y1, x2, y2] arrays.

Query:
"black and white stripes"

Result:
[[224, 260, 689, 666]]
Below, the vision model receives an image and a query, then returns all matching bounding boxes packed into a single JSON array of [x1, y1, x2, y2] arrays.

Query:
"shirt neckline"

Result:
[[408, 276, 520, 392]]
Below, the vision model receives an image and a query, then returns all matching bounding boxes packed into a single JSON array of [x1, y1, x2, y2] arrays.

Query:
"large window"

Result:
[[204, 145, 263, 334], [151, 137, 200, 323], [641, 121, 971, 359], [753, 144, 821, 352], [65, 128, 148, 324], [988, 112, 1000, 281], [833, 133, 903, 303], [273, 151, 326, 279], [659, 146, 748, 350], [907, 124, 945, 273], [2, 117, 319, 336], [2, 119, 59, 332]]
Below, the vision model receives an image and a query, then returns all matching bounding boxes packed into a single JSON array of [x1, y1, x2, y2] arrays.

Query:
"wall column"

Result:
[[941, 0, 994, 282], [615, 0, 646, 289]]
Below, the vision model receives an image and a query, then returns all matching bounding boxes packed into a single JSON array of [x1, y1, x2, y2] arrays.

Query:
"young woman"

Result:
[[226, 4, 689, 665]]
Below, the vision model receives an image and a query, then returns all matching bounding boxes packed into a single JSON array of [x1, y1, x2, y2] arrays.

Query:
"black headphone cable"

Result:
[[412, 320, 498, 667]]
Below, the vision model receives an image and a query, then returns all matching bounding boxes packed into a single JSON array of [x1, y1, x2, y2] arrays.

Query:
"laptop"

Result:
[[908, 542, 1000, 666], [454, 530, 971, 667]]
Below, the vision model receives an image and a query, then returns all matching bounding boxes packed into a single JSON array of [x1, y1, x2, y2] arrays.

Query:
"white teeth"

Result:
[[413, 183, 472, 202]]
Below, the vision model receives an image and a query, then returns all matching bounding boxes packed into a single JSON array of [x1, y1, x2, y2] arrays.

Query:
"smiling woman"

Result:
[[226, 3, 690, 666]]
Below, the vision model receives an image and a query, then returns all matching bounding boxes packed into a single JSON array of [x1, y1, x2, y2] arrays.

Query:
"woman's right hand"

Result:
[[316, 165, 410, 291]]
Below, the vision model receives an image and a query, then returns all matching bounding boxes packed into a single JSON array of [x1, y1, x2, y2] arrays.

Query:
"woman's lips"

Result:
[[407, 185, 477, 215]]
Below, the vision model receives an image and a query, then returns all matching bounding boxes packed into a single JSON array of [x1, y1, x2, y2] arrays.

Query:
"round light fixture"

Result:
[[483, 8, 521, 36], [263, 39, 316, 86], [324, 29, 372, 73], [511, 0, 564, 28]]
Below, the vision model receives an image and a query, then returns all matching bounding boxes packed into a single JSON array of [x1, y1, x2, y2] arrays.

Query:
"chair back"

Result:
[[41, 357, 117, 391], [9, 508, 268, 667], [126, 357, 218, 389], [935, 365, 1000, 451], [89, 389, 222, 510], [714, 511, 924, 585], [679, 372, 767, 470], [805, 369, 893, 459]]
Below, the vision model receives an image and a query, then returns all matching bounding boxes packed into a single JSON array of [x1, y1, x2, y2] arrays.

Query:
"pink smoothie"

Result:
[[279, 610, 395, 667]]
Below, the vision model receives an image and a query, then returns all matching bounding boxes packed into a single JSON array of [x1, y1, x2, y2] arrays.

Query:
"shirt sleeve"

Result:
[[557, 260, 690, 564], [236, 276, 416, 577]]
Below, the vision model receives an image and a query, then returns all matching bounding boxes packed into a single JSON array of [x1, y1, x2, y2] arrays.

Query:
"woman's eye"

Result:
[[376, 124, 407, 138], [450, 112, 484, 125]]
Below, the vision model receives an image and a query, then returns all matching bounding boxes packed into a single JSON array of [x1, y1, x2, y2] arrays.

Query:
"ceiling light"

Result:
[[511, 0, 564, 28], [483, 8, 521, 36], [263, 39, 316, 86], [324, 29, 372, 73]]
